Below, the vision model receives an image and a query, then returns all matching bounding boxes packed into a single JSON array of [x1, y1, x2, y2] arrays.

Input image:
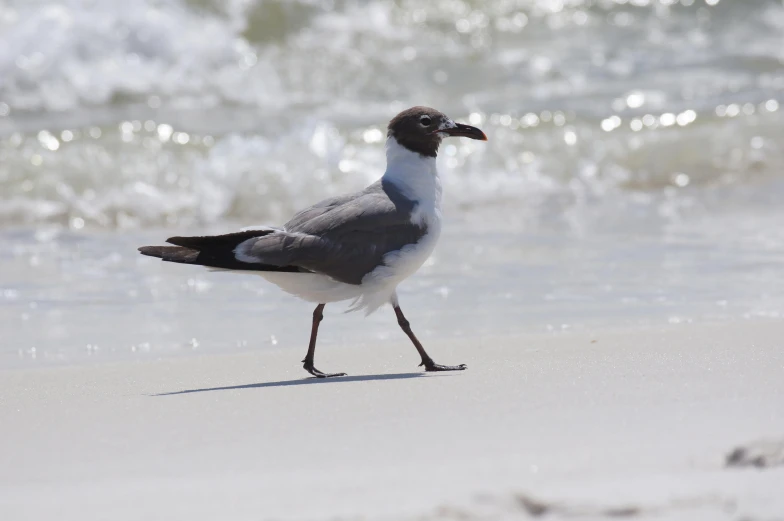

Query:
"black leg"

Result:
[[393, 305, 466, 372], [302, 304, 346, 378]]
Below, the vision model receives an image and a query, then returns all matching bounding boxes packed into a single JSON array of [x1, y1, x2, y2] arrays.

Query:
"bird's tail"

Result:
[[138, 230, 300, 273]]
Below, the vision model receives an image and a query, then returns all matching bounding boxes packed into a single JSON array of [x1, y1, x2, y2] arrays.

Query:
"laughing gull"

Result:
[[139, 106, 487, 377]]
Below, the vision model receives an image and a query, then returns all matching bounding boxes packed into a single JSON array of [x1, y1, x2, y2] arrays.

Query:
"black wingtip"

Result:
[[139, 231, 300, 272], [165, 236, 190, 247], [166, 230, 274, 250], [138, 245, 200, 263], [138, 245, 162, 258]]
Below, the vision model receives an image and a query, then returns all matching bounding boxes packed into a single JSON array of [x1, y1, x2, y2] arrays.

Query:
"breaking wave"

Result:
[[1, 0, 783, 230]]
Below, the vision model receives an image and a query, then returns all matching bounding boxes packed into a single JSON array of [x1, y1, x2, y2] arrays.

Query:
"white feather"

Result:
[[381, 136, 442, 226]]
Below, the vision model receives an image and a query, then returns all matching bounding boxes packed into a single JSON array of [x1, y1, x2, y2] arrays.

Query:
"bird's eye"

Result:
[[419, 115, 432, 126]]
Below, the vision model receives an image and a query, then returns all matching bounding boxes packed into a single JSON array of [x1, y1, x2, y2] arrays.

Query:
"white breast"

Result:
[[345, 137, 443, 314], [382, 136, 442, 226]]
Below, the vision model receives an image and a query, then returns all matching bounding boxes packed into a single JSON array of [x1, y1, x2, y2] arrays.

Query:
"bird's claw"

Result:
[[420, 360, 467, 372], [302, 360, 347, 378]]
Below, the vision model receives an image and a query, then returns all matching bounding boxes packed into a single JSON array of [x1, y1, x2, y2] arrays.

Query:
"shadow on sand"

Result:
[[153, 372, 429, 396]]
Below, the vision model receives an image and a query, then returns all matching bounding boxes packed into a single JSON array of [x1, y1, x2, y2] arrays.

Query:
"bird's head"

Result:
[[387, 106, 487, 158]]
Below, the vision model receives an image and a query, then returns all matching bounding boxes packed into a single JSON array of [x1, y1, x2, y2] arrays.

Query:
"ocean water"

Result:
[[1, 0, 783, 368]]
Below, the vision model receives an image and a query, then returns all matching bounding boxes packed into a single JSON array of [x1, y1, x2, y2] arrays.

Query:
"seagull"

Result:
[[139, 106, 487, 378]]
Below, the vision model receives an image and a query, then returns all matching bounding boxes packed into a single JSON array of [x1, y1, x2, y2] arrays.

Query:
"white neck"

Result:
[[382, 137, 442, 218]]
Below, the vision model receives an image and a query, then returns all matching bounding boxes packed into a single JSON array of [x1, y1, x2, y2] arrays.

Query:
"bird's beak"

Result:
[[440, 123, 488, 141]]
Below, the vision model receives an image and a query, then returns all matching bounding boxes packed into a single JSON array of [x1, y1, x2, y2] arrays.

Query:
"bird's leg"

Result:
[[302, 304, 347, 378], [393, 305, 466, 372]]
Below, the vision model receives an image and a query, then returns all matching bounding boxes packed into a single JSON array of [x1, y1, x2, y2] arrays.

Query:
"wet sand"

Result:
[[2, 320, 783, 520]]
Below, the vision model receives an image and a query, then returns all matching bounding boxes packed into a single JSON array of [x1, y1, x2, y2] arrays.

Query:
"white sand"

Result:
[[1, 320, 783, 520]]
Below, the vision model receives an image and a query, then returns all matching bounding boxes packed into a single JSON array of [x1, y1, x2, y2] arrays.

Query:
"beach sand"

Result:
[[2, 320, 782, 520]]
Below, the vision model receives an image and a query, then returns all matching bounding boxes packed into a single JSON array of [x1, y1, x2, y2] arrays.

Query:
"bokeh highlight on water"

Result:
[[1, 0, 783, 366]]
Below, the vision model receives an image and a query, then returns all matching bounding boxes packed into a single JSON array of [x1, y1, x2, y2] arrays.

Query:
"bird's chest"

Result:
[[388, 205, 442, 279]]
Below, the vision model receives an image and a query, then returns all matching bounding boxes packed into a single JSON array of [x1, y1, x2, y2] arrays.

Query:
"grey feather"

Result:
[[235, 179, 426, 285]]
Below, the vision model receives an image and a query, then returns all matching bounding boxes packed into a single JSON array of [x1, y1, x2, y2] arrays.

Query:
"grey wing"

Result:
[[283, 191, 359, 231], [236, 184, 425, 285]]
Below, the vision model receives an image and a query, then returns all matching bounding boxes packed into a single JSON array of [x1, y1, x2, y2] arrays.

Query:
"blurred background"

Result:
[[1, 0, 783, 367]]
